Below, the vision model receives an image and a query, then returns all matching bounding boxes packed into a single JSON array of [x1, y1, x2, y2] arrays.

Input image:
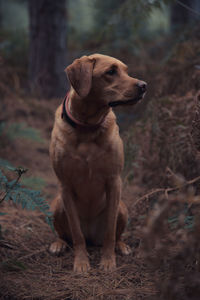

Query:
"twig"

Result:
[[0, 240, 15, 250], [1, 248, 48, 266], [0, 167, 27, 204], [133, 175, 200, 208], [0, 172, 21, 204], [17, 248, 47, 261]]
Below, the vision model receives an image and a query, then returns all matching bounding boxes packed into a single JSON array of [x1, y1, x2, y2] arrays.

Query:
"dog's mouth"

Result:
[[108, 94, 145, 108]]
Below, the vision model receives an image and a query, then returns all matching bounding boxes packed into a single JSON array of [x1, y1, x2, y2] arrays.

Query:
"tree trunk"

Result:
[[29, 0, 67, 98]]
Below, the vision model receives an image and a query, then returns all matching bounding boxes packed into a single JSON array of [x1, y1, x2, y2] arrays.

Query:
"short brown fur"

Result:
[[49, 54, 146, 272]]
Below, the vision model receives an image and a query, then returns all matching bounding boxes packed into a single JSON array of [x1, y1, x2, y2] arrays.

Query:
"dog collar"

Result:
[[61, 93, 104, 129]]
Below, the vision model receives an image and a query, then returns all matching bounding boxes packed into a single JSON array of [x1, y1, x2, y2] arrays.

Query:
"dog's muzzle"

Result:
[[109, 81, 147, 107]]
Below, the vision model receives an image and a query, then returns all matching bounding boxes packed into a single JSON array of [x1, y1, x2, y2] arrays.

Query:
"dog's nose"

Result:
[[137, 81, 147, 94]]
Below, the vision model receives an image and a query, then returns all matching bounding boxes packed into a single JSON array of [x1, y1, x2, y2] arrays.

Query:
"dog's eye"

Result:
[[106, 69, 116, 76]]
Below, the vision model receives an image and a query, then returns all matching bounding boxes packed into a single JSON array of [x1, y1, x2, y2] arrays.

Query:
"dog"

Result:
[[49, 54, 147, 273]]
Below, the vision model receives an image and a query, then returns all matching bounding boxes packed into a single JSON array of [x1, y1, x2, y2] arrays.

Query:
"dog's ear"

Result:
[[65, 56, 95, 98]]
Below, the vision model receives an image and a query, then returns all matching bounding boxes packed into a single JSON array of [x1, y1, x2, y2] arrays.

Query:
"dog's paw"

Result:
[[73, 255, 90, 273], [116, 241, 131, 255], [49, 239, 67, 255], [99, 255, 116, 272]]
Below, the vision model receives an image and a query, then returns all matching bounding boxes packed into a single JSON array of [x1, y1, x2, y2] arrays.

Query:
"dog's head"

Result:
[[65, 54, 147, 107]]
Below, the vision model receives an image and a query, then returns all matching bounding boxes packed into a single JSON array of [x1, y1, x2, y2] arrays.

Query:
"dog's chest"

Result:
[[61, 138, 118, 181], [77, 142, 101, 161], [70, 142, 107, 172], [52, 126, 123, 180]]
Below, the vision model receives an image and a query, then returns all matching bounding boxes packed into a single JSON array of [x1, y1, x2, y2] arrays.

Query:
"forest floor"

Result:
[[1, 27, 200, 300]]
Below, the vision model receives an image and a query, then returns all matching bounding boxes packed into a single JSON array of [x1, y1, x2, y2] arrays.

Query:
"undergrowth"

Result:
[[141, 179, 200, 300], [0, 159, 53, 236]]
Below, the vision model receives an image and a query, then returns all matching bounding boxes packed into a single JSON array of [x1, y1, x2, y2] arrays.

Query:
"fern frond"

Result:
[[7, 187, 50, 214], [0, 161, 53, 231]]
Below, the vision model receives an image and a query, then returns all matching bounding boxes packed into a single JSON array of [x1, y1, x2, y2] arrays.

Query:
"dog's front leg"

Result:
[[61, 186, 90, 273], [100, 176, 121, 271]]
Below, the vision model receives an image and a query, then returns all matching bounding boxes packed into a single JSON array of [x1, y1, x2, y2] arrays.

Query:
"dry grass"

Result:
[[0, 202, 157, 300], [129, 91, 200, 190]]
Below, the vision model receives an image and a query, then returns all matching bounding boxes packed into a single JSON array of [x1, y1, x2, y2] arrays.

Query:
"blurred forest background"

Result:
[[0, 0, 200, 299], [0, 0, 199, 98]]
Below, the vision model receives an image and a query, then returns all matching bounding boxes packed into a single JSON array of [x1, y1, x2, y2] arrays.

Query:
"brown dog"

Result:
[[49, 54, 146, 273]]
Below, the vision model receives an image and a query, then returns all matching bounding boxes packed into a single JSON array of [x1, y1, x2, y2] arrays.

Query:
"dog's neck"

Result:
[[67, 89, 111, 126]]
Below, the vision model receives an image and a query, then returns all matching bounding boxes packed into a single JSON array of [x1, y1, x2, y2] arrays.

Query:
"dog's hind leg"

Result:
[[49, 195, 71, 255], [116, 201, 131, 255]]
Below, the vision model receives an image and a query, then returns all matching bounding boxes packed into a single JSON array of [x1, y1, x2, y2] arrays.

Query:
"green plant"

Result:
[[0, 160, 53, 235]]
